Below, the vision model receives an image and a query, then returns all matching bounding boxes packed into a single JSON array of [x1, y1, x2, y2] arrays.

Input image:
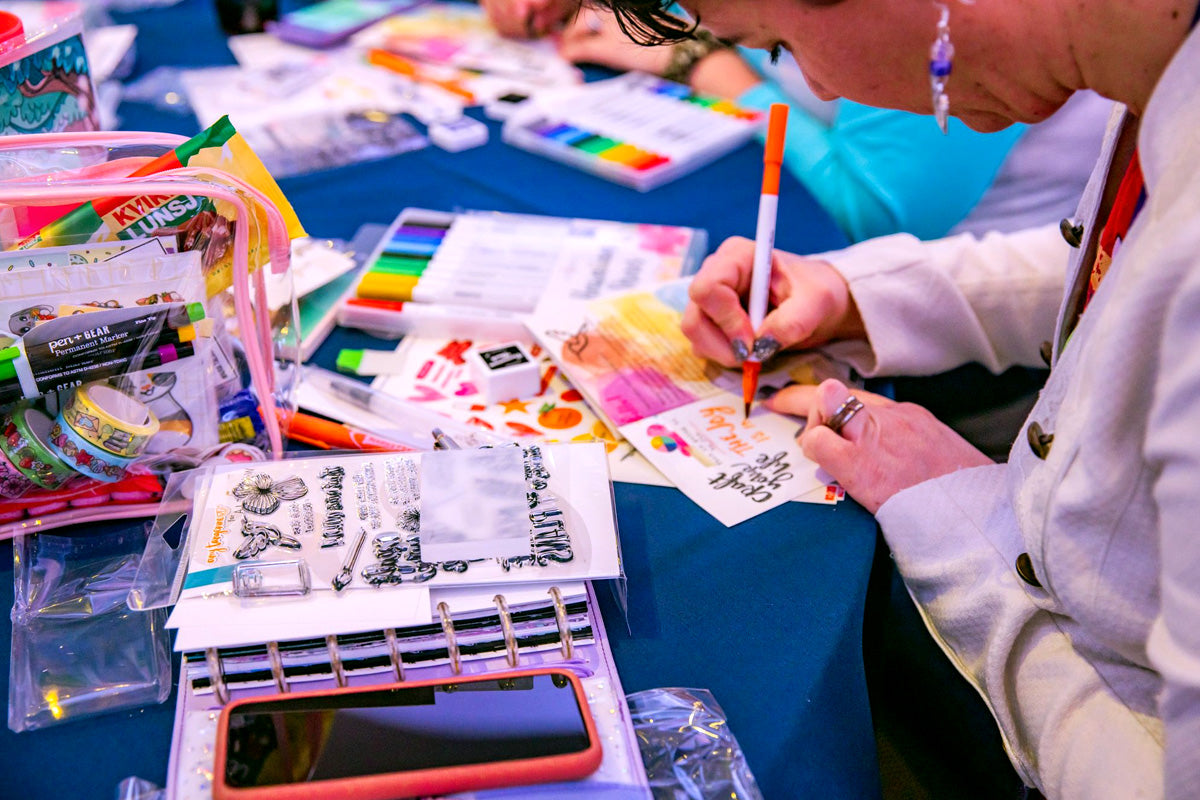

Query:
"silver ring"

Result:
[[825, 396, 865, 434]]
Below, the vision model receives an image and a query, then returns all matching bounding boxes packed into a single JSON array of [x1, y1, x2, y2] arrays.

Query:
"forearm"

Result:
[[817, 224, 1068, 377]]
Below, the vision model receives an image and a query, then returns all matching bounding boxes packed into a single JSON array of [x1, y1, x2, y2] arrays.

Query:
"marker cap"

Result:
[[0, 346, 17, 384], [336, 349, 365, 374], [185, 302, 206, 323], [0, 12, 24, 55]]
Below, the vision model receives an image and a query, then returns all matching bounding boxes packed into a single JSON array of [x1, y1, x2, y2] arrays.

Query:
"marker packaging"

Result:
[[0, 122, 304, 534]]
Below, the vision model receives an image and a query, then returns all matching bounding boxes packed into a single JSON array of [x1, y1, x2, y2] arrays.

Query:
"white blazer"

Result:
[[816, 26, 1200, 800]]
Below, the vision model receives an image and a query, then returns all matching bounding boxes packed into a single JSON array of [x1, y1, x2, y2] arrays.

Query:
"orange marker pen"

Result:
[[742, 103, 789, 417]]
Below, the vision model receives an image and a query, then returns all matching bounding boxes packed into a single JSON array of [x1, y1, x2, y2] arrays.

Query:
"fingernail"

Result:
[[752, 336, 781, 361], [730, 339, 749, 363]]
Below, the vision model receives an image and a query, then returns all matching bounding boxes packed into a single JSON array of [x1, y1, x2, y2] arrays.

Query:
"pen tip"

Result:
[[744, 401, 751, 417]]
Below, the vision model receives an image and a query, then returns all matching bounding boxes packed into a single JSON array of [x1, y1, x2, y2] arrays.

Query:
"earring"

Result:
[[929, 3, 954, 134]]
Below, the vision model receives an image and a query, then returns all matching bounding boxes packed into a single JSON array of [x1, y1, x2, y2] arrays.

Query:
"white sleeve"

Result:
[[877, 466, 1165, 799], [816, 224, 1069, 377], [1144, 243, 1200, 800]]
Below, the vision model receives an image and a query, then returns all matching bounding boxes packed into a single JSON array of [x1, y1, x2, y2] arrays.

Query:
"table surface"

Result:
[[0, 2, 882, 798]]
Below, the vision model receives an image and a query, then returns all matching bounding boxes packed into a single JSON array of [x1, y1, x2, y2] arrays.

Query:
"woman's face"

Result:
[[680, 0, 1039, 131]]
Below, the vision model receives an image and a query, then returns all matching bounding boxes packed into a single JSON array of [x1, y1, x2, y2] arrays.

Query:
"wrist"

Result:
[[662, 28, 729, 85], [688, 49, 762, 99]]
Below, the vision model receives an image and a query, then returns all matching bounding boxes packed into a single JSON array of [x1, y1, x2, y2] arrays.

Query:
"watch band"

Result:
[[663, 29, 728, 85]]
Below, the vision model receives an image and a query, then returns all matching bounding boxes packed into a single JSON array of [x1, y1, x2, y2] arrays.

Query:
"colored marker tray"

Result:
[[338, 206, 708, 337], [502, 71, 763, 191]]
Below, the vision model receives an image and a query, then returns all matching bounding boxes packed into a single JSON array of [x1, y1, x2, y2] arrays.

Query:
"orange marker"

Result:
[[274, 408, 417, 452], [742, 103, 789, 417], [367, 48, 477, 104]]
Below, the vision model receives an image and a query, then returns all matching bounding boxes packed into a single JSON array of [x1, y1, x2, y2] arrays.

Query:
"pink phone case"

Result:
[[212, 667, 604, 800]]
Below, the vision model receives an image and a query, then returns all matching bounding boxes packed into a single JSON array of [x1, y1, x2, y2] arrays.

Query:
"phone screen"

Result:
[[222, 673, 591, 788]]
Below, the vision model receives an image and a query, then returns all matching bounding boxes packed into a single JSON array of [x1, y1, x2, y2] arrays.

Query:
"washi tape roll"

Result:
[[48, 412, 135, 484], [0, 406, 77, 490], [61, 382, 160, 458], [0, 446, 35, 499]]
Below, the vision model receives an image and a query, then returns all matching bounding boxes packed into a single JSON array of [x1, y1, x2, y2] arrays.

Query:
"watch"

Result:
[[662, 29, 728, 85]]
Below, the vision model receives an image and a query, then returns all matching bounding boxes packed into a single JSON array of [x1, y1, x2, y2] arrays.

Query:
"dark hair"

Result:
[[583, 0, 698, 45], [584, 0, 848, 45]]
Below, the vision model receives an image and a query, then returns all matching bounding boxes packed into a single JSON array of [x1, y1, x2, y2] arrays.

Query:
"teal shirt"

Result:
[[737, 50, 1025, 242]]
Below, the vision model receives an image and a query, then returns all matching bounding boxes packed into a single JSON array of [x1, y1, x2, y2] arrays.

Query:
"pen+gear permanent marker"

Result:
[[742, 103, 789, 417]]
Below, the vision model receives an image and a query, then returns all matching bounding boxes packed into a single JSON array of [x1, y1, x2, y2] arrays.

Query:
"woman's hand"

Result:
[[481, 0, 571, 38], [769, 379, 993, 513], [681, 236, 865, 367]]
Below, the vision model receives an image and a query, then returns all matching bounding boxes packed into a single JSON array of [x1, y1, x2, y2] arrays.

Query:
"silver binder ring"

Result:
[[326, 634, 347, 687], [204, 647, 230, 705], [384, 627, 405, 682], [825, 395, 865, 435], [267, 641, 289, 694], [437, 601, 462, 675], [549, 586, 574, 660], [494, 594, 520, 668]]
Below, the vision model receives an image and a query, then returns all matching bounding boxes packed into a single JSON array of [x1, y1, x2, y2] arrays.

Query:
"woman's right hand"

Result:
[[681, 236, 866, 367]]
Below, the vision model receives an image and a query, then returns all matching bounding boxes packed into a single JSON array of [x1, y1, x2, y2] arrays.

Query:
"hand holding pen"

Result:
[[679, 123, 866, 393]]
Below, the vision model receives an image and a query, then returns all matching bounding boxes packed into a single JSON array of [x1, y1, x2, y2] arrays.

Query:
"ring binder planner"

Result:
[[383, 626, 404, 682], [266, 641, 287, 694], [549, 583, 575, 660], [437, 599, 462, 676], [326, 633, 348, 687], [167, 584, 650, 799], [494, 593, 519, 668]]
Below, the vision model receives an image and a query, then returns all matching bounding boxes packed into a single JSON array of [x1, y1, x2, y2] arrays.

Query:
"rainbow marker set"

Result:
[[339, 207, 708, 339], [502, 71, 763, 191]]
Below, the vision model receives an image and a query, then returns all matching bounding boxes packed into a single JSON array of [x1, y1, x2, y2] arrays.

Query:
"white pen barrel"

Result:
[[748, 193, 778, 330]]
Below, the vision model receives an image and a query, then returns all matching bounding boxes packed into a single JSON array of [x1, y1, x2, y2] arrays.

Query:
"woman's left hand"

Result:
[[770, 379, 993, 513]]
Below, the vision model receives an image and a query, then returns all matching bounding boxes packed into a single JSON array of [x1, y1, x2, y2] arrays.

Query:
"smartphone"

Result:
[[267, 0, 425, 49], [212, 668, 603, 800]]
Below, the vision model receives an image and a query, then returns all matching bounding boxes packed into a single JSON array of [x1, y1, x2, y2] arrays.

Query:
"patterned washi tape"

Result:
[[48, 409, 136, 484], [0, 406, 77, 490], [0, 446, 35, 498], [61, 382, 160, 458]]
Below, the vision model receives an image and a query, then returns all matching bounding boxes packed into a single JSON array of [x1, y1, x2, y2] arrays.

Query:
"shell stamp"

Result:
[[232, 472, 308, 515]]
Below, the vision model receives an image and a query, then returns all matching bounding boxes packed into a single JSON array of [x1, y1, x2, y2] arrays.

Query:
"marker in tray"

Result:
[[501, 71, 763, 191]]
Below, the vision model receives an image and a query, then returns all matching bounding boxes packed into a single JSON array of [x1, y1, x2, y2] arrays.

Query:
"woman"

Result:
[[483, 0, 1111, 242], [589, 0, 1200, 798]]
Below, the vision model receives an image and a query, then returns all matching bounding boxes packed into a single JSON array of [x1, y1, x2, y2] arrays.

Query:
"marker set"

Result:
[[339, 207, 708, 340], [502, 71, 763, 191]]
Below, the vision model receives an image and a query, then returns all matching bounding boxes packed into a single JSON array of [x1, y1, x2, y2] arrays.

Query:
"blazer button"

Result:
[[1015, 553, 1042, 588], [1039, 340, 1053, 367], [1059, 218, 1084, 248], [1027, 421, 1053, 459]]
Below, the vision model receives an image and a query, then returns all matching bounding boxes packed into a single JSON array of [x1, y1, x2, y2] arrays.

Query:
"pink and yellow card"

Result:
[[529, 280, 852, 526]]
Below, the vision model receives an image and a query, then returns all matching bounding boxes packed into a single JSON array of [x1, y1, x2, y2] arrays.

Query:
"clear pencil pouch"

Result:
[[0, 122, 306, 536], [8, 524, 170, 732]]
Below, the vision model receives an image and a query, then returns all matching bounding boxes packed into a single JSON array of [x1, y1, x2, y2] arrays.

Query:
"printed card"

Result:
[[529, 279, 854, 526]]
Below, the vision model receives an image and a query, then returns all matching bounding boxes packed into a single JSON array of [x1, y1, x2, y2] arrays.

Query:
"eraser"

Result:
[[428, 116, 489, 152], [484, 91, 530, 121], [467, 341, 541, 405]]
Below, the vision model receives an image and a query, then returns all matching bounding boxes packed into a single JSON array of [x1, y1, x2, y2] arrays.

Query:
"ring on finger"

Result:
[[824, 396, 865, 435]]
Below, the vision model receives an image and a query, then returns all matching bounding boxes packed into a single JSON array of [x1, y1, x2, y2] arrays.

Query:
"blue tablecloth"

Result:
[[0, 1, 880, 798]]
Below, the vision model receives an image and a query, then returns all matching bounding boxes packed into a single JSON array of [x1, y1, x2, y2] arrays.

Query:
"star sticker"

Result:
[[498, 398, 530, 414]]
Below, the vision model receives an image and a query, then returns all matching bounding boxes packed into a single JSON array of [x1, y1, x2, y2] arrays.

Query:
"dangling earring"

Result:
[[929, 3, 954, 134]]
